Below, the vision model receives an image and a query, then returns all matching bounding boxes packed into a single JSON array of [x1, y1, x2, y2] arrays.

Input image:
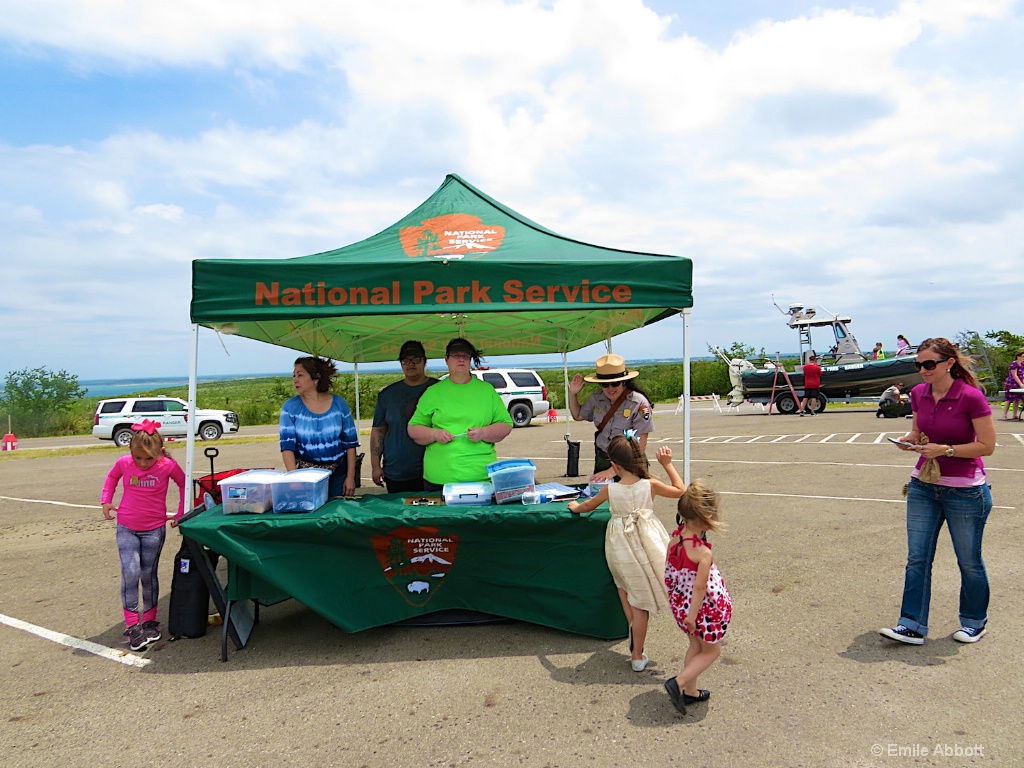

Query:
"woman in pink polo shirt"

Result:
[[879, 338, 996, 646]]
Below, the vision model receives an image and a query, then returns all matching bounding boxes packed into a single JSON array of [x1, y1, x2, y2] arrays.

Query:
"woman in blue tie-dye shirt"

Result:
[[279, 357, 359, 498]]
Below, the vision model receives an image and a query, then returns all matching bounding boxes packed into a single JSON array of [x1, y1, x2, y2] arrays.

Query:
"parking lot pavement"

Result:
[[1, 407, 1021, 767]]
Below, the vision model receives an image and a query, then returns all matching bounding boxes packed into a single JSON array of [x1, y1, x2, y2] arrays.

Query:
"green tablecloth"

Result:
[[179, 494, 627, 640]]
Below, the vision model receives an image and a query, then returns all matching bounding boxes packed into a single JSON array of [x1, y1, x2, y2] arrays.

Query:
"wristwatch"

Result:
[[945, 445, 956, 458]]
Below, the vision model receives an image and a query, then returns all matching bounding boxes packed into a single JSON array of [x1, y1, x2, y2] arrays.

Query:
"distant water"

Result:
[[81, 372, 285, 398], [81, 357, 719, 398]]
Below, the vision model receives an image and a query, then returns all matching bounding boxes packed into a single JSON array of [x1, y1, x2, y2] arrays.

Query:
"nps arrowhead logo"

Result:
[[399, 213, 506, 259], [371, 526, 459, 606]]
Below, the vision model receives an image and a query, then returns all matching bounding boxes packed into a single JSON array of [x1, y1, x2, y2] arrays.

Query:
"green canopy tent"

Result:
[[186, 174, 694, 483]]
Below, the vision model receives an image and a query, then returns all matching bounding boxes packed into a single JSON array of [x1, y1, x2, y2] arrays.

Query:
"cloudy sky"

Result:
[[1, 0, 1021, 383]]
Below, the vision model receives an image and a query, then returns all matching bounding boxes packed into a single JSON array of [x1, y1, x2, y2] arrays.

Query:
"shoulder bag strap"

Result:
[[596, 391, 629, 435]]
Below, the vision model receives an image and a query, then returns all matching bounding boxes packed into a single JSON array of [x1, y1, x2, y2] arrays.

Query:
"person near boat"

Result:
[[895, 335, 912, 357], [798, 355, 822, 417], [1002, 350, 1024, 421], [877, 381, 911, 418]]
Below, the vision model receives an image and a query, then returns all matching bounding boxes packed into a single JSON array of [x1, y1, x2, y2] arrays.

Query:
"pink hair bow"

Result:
[[132, 419, 162, 435]]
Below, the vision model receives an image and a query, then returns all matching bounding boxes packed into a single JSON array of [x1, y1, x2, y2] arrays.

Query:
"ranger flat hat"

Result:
[[584, 354, 639, 384]]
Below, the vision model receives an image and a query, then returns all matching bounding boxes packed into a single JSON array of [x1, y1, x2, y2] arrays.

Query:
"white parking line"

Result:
[[720, 490, 905, 505], [0, 613, 152, 668], [717, 490, 1013, 510], [0, 495, 97, 509]]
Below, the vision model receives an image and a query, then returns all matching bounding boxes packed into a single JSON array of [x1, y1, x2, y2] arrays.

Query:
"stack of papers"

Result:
[[534, 482, 582, 500]]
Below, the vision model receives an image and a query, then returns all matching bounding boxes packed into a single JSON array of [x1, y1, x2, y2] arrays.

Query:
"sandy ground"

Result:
[[1, 405, 1021, 768]]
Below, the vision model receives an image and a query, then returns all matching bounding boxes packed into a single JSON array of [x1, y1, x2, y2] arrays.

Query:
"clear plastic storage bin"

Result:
[[271, 468, 331, 512], [443, 481, 494, 506], [218, 470, 283, 514], [486, 459, 537, 504]]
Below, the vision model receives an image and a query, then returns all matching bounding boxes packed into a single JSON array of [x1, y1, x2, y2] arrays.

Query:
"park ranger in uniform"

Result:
[[568, 354, 654, 481]]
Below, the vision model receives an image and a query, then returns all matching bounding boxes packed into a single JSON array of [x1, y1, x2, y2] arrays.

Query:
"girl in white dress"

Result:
[[569, 432, 687, 671]]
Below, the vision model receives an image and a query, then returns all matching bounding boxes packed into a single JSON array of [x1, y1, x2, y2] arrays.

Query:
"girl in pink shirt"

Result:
[[101, 420, 185, 651]]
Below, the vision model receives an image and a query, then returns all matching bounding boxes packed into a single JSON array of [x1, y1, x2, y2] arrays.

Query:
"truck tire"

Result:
[[199, 422, 223, 441], [508, 402, 533, 428]]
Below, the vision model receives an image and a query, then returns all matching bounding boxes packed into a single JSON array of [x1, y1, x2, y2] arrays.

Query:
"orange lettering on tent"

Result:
[[503, 280, 524, 303], [413, 281, 434, 303], [255, 282, 279, 305]]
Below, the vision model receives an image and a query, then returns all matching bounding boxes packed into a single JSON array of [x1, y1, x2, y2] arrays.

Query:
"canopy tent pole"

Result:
[[353, 361, 361, 429], [561, 351, 571, 438], [682, 308, 691, 484], [185, 324, 199, 505]]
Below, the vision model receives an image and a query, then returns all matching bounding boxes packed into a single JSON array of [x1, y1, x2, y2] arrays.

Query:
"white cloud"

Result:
[[0, 0, 1022, 379]]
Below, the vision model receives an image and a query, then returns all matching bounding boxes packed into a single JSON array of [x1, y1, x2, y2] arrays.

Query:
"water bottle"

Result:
[[521, 490, 543, 505]]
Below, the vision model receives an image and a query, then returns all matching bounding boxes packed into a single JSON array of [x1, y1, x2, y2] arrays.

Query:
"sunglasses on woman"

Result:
[[600, 382, 622, 388], [914, 358, 950, 371]]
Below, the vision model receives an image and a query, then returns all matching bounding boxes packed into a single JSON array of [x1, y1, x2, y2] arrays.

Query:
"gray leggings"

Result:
[[116, 524, 166, 614]]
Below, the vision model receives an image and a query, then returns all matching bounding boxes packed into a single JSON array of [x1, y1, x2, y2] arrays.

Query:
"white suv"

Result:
[[93, 397, 240, 447], [471, 369, 550, 428]]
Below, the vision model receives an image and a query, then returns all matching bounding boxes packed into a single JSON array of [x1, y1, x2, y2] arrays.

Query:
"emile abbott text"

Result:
[[255, 278, 634, 307]]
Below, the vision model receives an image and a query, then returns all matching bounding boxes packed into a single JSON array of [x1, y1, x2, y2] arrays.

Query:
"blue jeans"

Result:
[[897, 478, 992, 635], [327, 455, 360, 498]]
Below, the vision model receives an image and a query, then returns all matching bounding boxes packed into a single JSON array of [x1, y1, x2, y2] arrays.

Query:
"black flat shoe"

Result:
[[681, 689, 711, 705], [663, 677, 686, 714]]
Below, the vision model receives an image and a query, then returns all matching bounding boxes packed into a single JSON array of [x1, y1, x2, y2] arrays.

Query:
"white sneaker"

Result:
[[952, 626, 987, 643], [631, 653, 650, 672]]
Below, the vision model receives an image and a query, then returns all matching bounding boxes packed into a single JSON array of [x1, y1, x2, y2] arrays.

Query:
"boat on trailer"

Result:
[[735, 303, 921, 414]]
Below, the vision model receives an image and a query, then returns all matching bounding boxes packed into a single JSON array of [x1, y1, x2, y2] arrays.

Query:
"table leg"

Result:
[[221, 600, 232, 663], [180, 535, 254, 660]]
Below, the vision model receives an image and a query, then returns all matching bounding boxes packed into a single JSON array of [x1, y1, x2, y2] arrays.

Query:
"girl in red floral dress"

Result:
[[663, 480, 732, 714]]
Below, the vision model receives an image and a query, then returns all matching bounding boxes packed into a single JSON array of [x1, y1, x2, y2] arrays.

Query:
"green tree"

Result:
[[722, 341, 756, 360], [0, 367, 87, 437]]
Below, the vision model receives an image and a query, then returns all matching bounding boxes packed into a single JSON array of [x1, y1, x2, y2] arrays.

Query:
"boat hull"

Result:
[[741, 358, 921, 400]]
